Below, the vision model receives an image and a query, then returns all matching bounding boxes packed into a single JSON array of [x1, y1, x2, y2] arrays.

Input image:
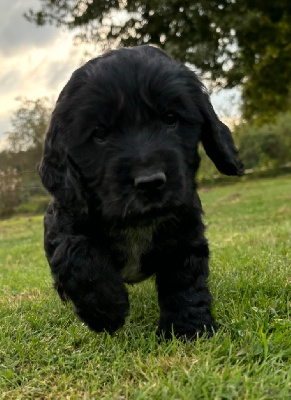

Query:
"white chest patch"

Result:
[[117, 224, 155, 283], [110, 216, 175, 283]]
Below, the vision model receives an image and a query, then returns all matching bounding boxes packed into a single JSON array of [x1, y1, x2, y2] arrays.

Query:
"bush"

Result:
[[15, 196, 50, 215], [0, 169, 22, 217], [0, 168, 48, 218], [235, 112, 291, 169]]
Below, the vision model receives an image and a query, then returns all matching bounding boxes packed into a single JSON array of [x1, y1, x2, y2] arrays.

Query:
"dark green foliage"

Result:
[[197, 112, 291, 183], [236, 112, 291, 169], [25, 1, 291, 121]]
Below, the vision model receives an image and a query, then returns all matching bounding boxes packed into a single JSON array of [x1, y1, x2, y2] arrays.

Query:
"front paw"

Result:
[[74, 297, 129, 334], [72, 282, 130, 334], [158, 308, 215, 340]]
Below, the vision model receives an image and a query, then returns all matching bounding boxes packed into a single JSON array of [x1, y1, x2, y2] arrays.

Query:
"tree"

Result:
[[7, 97, 51, 153], [1, 97, 51, 176], [0, 98, 51, 215], [25, 1, 291, 122]]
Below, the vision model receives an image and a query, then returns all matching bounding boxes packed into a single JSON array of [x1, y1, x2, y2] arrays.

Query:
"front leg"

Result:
[[156, 247, 215, 340], [44, 204, 129, 333]]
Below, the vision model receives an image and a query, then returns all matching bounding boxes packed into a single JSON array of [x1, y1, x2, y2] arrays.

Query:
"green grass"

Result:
[[0, 176, 290, 399]]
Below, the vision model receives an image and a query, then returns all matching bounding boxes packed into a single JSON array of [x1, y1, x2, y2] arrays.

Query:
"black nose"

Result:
[[134, 172, 167, 192]]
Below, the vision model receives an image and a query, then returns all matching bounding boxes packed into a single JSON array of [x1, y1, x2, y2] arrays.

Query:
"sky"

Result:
[[0, 0, 240, 150], [0, 0, 88, 149]]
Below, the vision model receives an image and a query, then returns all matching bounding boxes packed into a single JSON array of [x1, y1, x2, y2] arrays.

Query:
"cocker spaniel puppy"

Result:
[[39, 45, 243, 339]]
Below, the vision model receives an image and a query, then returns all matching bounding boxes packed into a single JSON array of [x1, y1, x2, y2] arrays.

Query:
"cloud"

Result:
[[0, 34, 84, 138], [0, 1, 92, 146], [0, 69, 21, 95], [0, 0, 59, 56], [45, 46, 84, 90]]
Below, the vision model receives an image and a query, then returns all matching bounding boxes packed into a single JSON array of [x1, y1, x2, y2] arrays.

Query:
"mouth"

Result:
[[120, 192, 177, 226], [100, 178, 184, 223], [121, 207, 174, 228]]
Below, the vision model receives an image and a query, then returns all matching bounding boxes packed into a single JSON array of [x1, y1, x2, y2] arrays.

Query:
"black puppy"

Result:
[[39, 45, 243, 339]]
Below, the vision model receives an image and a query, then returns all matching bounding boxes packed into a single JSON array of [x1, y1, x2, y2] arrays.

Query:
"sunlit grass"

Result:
[[0, 176, 290, 399]]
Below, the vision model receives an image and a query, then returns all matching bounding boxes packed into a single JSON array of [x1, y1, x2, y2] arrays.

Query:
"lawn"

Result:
[[0, 176, 290, 399]]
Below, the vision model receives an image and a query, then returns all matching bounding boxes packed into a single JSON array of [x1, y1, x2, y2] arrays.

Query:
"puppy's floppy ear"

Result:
[[200, 95, 244, 176], [37, 93, 84, 205]]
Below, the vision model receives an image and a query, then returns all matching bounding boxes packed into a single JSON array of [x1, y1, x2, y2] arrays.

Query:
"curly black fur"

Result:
[[38, 45, 243, 339]]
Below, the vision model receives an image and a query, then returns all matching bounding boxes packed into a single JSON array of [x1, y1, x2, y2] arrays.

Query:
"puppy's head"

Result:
[[39, 45, 243, 221]]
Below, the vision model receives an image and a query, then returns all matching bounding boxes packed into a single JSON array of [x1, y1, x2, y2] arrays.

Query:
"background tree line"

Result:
[[0, 98, 51, 217], [1, 0, 291, 216], [1, 97, 291, 217], [26, 0, 291, 123]]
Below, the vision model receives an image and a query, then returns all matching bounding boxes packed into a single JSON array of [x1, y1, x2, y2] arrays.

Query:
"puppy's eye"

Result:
[[163, 113, 178, 127], [92, 125, 107, 143]]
